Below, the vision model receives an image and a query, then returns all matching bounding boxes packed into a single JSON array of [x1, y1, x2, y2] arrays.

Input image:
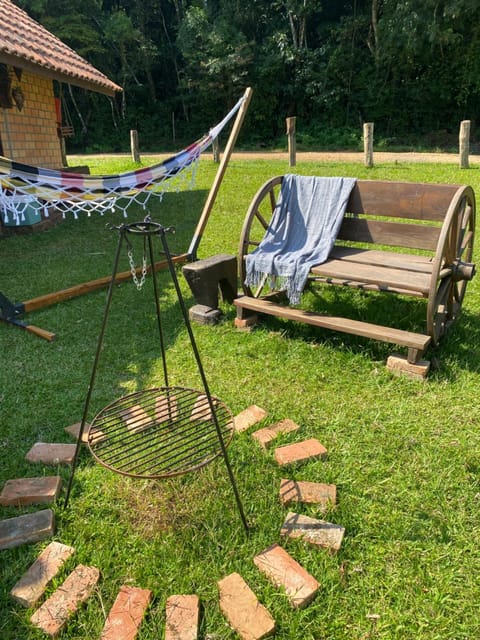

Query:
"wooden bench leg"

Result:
[[234, 305, 258, 329]]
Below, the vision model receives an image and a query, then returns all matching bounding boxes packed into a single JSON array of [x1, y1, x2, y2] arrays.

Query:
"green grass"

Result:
[[2, 155, 480, 638]]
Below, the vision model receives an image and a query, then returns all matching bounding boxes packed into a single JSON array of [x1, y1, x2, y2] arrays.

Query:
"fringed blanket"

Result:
[[245, 174, 356, 304]]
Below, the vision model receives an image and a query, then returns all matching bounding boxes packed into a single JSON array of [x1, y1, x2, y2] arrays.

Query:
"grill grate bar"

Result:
[[87, 387, 234, 479], [93, 415, 231, 470]]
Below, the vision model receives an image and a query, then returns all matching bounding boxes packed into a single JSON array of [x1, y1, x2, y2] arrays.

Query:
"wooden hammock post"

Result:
[[188, 87, 253, 260]]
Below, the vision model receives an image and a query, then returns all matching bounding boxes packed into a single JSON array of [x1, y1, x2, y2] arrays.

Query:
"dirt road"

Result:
[[69, 149, 480, 166], [228, 150, 480, 164]]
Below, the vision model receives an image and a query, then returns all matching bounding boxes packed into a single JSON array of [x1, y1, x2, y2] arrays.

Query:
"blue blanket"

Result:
[[245, 174, 356, 304]]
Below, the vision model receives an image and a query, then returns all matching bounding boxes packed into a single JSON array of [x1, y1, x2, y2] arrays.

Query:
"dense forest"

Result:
[[16, 0, 480, 152]]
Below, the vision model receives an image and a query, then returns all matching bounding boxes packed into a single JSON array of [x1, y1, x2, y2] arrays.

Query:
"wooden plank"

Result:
[[188, 87, 253, 258], [311, 258, 432, 294], [233, 296, 431, 352], [22, 254, 188, 313], [347, 181, 460, 221], [337, 218, 440, 251], [308, 277, 426, 297], [328, 246, 435, 273]]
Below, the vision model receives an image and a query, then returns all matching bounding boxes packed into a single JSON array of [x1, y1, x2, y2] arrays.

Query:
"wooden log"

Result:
[[21, 254, 188, 313], [459, 120, 470, 169], [286, 116, 296, 167], [363, 122, 374, 167], [130, 129, 140, 163]]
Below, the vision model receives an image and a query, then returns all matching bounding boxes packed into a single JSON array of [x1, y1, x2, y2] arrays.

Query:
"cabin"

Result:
[[0, 0, 121, 169]]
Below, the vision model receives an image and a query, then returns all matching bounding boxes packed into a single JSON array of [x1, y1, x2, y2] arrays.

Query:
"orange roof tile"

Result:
[[0, 0, 122, 96]]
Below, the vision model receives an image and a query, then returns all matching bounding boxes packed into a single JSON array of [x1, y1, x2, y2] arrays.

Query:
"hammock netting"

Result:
[[0, 95, 245, 225]]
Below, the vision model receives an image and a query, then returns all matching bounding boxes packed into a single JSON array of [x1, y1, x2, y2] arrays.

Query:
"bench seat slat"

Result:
[[311, 259, 432, 295], [329, 246, 434, 273]]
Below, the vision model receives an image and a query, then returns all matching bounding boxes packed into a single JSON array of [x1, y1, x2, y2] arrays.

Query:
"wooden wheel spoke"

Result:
[[255, 209, 269, 230], [238, 176, 283, 296], [268, 188, 276, 211]]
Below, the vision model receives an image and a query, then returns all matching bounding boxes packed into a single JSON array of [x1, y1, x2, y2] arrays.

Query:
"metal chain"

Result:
[[127, 248, 147, 290]]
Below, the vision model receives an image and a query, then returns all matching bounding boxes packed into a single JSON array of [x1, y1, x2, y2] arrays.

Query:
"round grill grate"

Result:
[[87, 386, 234, 479]]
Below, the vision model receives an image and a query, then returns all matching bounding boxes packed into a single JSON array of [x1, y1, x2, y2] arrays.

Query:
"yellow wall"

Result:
[[0, 69, 63, 168]]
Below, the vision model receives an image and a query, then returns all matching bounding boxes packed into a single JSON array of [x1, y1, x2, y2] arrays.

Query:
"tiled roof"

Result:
[[0, 0, 122, 95]]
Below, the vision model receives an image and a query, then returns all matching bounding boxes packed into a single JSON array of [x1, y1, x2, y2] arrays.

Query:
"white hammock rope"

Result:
[[0, 94, 245, 225]]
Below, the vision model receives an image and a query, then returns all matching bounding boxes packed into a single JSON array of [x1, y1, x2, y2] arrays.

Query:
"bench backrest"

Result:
[[339, 180, 461, 252]]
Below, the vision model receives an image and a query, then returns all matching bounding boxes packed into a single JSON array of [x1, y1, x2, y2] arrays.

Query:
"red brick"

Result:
[[279, 479, 336, 509], [218, 572, 275, 640], [234, 405, 267, 433], [254, 543, 319, 608], [190, 394, 217, 421], [165, 594, 199, 640], [386, 354, 430, 380], [25, 443, 76, 465], [120, 405, 152, 433], [252, 419, 300, 449], [64, 422, 92, 443], [280, 512, 345, 552], [0, 476, 61, 506], [0, 509, 55, 550], [155, 394, 178, 423], [100, 585, 152, 640], [234, 315, 258, 330], [30, 564, 100, 636], [274, 438, 327, 466], [10, 541, 74, 607]]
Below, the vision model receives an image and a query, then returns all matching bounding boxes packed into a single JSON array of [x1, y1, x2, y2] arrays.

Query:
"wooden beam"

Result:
[[21, 254, 188, 313], [188, 87, 253, 259]]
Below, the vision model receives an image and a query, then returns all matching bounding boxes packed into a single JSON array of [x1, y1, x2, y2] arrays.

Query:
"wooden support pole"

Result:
[[130, 129, 140, 163], [21, 254, 189, 314], [286, 116, 296, 167], [459, 120, 470, 169], [363, 122, 374, 168], [188, 87, 253, 260]]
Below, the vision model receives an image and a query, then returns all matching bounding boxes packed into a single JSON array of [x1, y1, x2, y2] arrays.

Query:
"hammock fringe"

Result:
[[0, 94, 245, 225]]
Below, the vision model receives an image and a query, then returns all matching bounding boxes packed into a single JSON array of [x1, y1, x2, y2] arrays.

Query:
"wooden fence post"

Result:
[[363, 122, 374, 168], [212, 137, 220, 163], [286, 116, 296, 167], [130, 130, 140, 163], [459, 120, 470, 169]]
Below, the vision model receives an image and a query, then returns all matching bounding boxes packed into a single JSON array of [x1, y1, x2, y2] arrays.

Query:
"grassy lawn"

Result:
[[1, 155, 480, 639]]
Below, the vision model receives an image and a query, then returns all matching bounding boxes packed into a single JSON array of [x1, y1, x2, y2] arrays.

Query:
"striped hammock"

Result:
[[0, 94, 245, 224]]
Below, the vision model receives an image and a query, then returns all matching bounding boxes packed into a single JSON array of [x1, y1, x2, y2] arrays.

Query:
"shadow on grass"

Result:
[[237, 283, 480, 379]]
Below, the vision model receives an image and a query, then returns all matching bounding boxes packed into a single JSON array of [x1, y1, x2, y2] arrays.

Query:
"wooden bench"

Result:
[[234, 176, 476, 372]]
